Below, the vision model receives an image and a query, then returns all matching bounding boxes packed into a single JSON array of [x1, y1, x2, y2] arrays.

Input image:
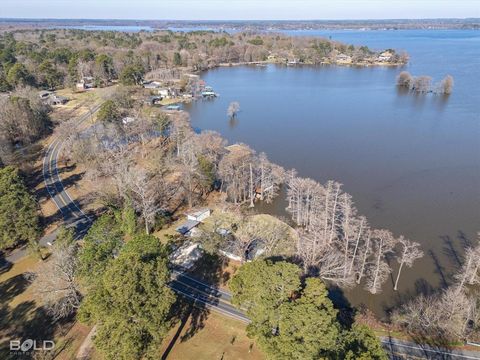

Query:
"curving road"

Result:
[[8, 103, 480, 359]]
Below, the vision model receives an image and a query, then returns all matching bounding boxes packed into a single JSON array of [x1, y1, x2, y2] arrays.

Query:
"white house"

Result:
[[122, 117, 135, 125], [336, 53, 352, 63], [186, 208, 211, 222], [76, 76, 94, 90], [144, 81, 162, 89], [157, 88, 170, 98], [378, 51, 393, 62]]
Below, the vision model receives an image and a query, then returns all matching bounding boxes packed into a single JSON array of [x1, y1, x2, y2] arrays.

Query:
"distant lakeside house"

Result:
[[76, 76, 95, 90], [38, 90, 69, 105]]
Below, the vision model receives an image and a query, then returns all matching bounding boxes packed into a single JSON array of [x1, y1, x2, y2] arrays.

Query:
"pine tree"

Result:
[[0, 166, 40, 250], [78, 234, 175, 360]]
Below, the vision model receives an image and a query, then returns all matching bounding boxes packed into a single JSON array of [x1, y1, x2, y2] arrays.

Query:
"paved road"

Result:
[[3, 103, 480, 360], [3, 107, 100, 264]]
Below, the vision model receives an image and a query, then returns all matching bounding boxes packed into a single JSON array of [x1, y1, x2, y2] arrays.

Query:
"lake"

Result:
[[185, 30, 480, 316]]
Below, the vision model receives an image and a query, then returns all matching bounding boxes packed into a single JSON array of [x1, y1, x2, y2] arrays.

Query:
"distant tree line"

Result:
[[0, 28, 408, 93], [0, 87, 52, 165]]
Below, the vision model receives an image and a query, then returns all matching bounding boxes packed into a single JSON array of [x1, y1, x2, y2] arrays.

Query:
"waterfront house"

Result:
[[143, 81, 162, 89], [76, 76, 95, 90], [219, 238, 265, 262], [122, 117, 135, 125], [38, 90, 53, 99], [157, 88, 170, 98], [378, 51, 393, 62], [245, 239, 265, 261], [48, 95, 69, 106], [169, 242, 203, 269], [144, 96, 162, 106], [336, 53, 352, 63], [219, 241, 243, 262]]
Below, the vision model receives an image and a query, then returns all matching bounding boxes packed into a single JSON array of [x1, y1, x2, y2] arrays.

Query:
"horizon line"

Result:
[[1, 17, 479, 22]]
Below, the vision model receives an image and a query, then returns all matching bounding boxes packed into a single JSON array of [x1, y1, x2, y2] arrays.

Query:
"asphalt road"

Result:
[[3, 103, 480, 359]]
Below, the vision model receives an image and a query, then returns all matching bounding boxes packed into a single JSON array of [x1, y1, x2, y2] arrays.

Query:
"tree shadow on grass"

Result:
[[0, 301, 56, 360], [162, 254, 226, 358], [0, 274, 30, 306], [0, 254, 13, 276]]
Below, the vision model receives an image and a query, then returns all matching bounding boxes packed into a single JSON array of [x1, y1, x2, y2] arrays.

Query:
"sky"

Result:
[[0, 0, 478, 20]]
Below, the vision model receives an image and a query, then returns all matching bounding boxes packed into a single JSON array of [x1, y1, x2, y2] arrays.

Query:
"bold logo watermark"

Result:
[[10, 339, 55, 355]]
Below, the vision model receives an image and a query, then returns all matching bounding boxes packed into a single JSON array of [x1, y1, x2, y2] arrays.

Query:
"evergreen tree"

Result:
[[78, 234, 175, 360], [38, 60, 64, 89], [115, 200, 137, 236], [97, 99, 121, 123], [230, 260, 388, 359], [6, 62, 33, 87], [341, 323, 388, 360], [77, 213, 124, 284], [95, 53, 115, 85], [230, 260, 302, 356], [276, 278, 340, 359], [0, 166, 40, 250], [119, 64, 144, 85]]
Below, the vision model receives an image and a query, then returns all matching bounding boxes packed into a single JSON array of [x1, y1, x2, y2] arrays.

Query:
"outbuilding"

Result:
[[186, 208, 211, 222]]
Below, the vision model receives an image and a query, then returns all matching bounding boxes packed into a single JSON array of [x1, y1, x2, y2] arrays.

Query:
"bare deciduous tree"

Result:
[[28, 235, 81, 321], [396, 71, 413, 88], [227, 101, 240, 119], [394, 237, 424, 291], [439, 75, 454, 95], [364, 229, 396, 294]]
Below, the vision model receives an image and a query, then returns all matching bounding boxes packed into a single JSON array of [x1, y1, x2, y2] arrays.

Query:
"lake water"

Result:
[[186, 30, 480, 316]]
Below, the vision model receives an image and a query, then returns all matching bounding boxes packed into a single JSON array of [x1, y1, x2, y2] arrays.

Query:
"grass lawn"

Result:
[[160, 311, 263, 360], [0, 256, 91, 359]]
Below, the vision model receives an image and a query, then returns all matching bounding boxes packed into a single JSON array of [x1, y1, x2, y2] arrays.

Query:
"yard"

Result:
[[0, 255, 92, 359], [159, 311, 263, 360]]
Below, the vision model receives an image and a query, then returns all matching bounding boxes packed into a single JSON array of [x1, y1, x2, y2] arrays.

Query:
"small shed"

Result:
[[186, 208, 211, 222]]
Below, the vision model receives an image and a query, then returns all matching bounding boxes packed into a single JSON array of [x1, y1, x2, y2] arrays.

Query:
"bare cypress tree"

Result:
[[394, 237, 424, 291], [227, 101, 240, 119], [365, 229, 396, 294]]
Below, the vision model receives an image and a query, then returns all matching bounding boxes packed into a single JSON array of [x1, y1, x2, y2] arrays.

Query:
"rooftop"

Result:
[[176, 219, 200, 235]]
